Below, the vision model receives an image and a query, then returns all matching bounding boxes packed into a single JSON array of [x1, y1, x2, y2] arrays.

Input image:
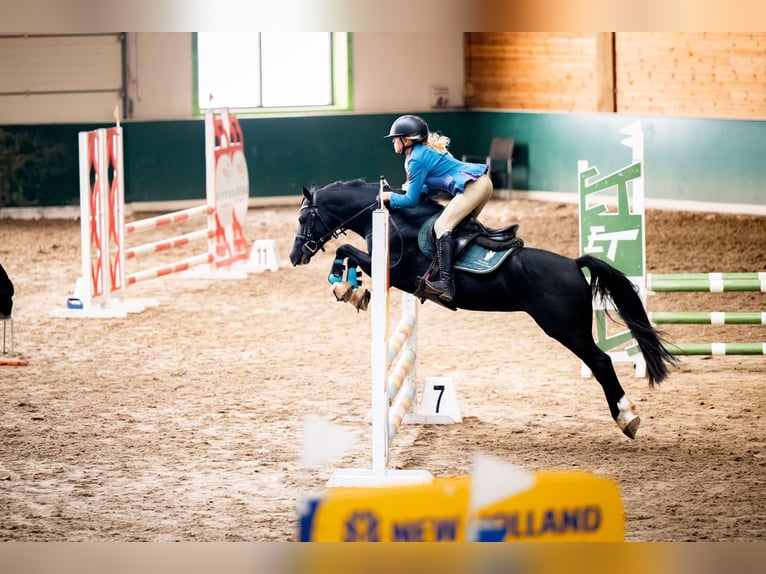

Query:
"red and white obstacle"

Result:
[[327, 191, 461, 487], [52, 109, 278, 319]]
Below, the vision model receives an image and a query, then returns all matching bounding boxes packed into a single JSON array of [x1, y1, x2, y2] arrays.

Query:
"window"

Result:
[[194, 32, 350, 113]]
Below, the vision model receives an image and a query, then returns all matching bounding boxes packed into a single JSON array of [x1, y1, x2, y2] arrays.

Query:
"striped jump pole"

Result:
[[663, 343, 766, 356], [650, 311, 766, 325], [126, 253, 215, 285], [121, 204, 218, 288], [124, 204, 214, 233], [647, 272, 766, 293], [124, 229, 216, 260]]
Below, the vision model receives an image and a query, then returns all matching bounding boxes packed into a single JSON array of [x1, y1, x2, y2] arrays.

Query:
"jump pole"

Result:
[[647, 272, 766, 293], [649, 311, 766, 325], [662, 342, 766, 356]]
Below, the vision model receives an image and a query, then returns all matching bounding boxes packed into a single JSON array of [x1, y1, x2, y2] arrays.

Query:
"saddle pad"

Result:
[[418, 217, 516, 275]]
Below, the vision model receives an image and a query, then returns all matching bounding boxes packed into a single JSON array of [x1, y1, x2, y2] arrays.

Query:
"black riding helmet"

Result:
[[384, 115, 429, 143]]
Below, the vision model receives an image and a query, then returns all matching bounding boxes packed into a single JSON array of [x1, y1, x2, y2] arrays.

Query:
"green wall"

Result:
[[1, 111, 763, 208], [123, 112, 472, 203], [0, 123, 105, 207], [467, 111, 766, 205]]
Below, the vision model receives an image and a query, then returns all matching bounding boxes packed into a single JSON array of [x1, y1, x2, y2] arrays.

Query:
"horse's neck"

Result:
[[325, 190, 376, 239], [328, 184, 435, 242]]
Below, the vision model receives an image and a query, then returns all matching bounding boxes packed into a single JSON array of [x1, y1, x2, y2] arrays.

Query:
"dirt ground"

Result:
[[0, 197, 764, 541]]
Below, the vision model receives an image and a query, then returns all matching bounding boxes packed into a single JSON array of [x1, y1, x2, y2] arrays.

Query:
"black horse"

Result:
[[289, 179, 676, 439]]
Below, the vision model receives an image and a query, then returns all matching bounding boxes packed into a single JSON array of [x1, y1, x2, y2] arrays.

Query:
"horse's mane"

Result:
[[318, 178, 376, 192], [315, 178, 443, 221]]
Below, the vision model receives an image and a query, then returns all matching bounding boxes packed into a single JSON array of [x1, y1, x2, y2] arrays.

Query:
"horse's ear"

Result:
[[302, 186, 312, 202]]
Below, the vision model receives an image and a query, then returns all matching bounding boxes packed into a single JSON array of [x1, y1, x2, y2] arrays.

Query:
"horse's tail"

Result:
[[577, 255, 677, 386]]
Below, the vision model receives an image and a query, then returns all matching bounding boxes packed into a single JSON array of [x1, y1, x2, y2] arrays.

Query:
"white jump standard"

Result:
[[327, 199, 460, 488]]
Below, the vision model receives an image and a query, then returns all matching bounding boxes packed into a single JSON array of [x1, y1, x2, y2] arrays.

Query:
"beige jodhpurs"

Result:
[[433, 173, 494, 238]]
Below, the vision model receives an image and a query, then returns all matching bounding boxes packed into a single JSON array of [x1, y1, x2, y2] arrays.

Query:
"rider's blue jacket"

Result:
[[389, 144, 488, 209]]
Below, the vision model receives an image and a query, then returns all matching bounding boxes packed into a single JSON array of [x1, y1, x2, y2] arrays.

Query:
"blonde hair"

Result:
[[425, 132, 450, 154]]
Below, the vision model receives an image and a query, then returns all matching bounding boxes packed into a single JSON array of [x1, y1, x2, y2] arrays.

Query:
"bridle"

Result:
[[297, 193, 378, 261], [297, 190, 406, 268]]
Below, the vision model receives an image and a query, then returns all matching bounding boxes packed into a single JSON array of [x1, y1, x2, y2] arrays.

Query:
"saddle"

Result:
[[414, 214, 524, 310], [456, 217, 522, 252]]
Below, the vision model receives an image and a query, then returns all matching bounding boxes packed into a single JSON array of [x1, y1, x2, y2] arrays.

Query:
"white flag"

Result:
[[299, 415, 357, 469], [469, 452, 536, 511]]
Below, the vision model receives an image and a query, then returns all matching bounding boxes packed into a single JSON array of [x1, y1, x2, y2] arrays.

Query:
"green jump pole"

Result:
[[650, 311, 766, 325], [652, 272, 765, 281], [647, 274, 766, 292], [663, 342, 766, 356]]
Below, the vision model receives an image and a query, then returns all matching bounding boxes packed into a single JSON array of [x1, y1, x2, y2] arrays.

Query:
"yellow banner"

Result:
[[300, 471, 624, 541]]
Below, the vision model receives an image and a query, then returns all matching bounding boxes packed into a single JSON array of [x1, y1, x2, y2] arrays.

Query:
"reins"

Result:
[[301, 193, 406, 269], [299, 199, 378, 259], [364, 216, 406, 270]]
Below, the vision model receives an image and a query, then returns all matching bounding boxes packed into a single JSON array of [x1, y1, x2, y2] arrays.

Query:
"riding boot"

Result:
[[425, 232, 456, 301]]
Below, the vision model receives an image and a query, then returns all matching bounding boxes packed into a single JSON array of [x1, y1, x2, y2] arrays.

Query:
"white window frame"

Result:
[[193, 32, 350, 115]]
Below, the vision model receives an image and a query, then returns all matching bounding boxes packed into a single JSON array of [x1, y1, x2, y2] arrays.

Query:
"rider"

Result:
[[380, 114, 493, 302]]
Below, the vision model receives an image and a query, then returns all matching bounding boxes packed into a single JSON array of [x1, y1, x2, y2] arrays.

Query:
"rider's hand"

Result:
[[380, 191, 391, 207]]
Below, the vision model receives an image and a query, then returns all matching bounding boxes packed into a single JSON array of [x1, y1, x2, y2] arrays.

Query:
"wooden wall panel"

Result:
[[0, 34, 123, 124], [615, 32, 765, 119], [464, 32, 598, 111], [465, 32, 766, 120], [595, 33, 616, 112]]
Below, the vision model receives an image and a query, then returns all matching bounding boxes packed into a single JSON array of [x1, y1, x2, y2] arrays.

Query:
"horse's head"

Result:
[[289, 186, 325, 266], [289, 179, 387, 266]]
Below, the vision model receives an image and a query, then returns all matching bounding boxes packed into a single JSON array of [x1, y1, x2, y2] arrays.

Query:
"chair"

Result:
[[1, 313, 12, 355], [462, 137, 515, 192]]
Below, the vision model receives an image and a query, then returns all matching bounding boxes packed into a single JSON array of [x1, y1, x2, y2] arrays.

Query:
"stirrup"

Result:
[[424, 279, 454, 302]]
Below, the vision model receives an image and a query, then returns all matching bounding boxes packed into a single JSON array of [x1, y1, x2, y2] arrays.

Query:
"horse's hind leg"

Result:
[[575, 340, 641, 439], [524, 257, 641, 438], [539, 312, 641, 439]]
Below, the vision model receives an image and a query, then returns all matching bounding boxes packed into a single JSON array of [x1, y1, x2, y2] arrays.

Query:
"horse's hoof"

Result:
[[332, 282, 353, 302], [622, 416, 641, 439], [350, 288, 370, 312]]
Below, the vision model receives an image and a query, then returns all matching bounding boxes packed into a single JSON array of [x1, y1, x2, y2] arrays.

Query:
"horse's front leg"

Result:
[[335, 244, 372, 276], [328, 245, 372, 311], [327, 244, 371, 287]]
